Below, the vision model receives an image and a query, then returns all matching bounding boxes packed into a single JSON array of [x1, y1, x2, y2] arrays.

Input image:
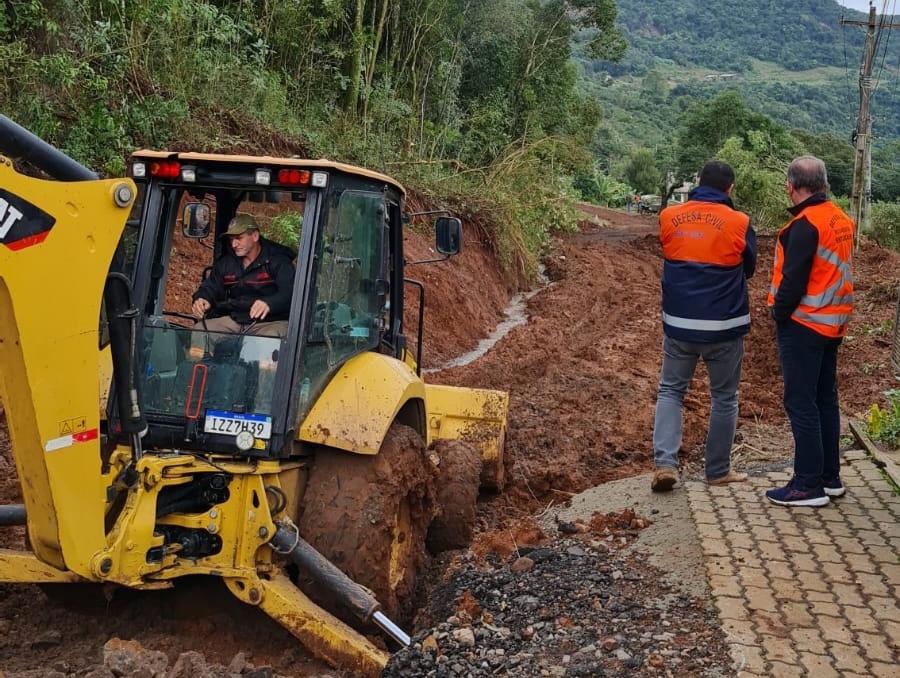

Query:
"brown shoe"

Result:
[[651, 467, 678, 492], [707, 470, 748, 486]]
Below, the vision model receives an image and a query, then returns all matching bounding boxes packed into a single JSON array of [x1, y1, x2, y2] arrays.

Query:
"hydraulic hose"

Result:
[[0, 115, 98, 181], [0, 505, 27, 527], [270, 524, 411, 647], [103, 272, 147, 442]]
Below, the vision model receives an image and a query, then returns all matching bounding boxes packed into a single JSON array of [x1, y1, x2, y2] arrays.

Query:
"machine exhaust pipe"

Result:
[[271, 524, 411, 647]]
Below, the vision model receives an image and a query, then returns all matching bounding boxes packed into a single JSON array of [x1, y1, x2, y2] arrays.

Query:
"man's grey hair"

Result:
[[787, 155, 829, 193]]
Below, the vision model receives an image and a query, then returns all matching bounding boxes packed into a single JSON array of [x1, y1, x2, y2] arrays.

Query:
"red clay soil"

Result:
[[1, 204, 899, 676]]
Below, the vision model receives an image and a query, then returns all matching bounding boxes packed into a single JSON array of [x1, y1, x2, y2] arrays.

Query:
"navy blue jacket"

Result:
[[658, 186, 757, 343]]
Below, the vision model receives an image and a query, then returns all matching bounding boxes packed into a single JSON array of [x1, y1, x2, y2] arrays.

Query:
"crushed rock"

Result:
[[384, 515, 734, 678]]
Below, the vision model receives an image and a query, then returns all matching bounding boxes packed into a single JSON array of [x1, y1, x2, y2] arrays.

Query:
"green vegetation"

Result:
[[2, 0, 899, 274], [866, 389, 900, 450], [585, 0, 900, 227], [1, 0, 627, 281]]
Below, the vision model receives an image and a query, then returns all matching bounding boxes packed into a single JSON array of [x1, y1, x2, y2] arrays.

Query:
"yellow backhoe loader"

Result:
[[0, 115, 508, 676]]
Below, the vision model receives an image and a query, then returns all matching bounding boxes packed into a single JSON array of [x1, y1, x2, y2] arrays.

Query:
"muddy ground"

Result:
[[1, 204, 899, 676]]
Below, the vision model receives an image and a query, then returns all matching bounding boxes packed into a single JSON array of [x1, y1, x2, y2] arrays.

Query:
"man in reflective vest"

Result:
[[651, 160, 757, 492], [766, 155, 854, 507]]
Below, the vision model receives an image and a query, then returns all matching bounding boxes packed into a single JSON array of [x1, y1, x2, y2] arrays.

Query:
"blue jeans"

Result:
[[775, 319, 842, 489], [653, 336, 743, 479]]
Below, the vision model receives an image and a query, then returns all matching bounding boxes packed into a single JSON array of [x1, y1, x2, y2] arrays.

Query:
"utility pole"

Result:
[[843, 6, 876, 244], [841, 4, 900, 245]]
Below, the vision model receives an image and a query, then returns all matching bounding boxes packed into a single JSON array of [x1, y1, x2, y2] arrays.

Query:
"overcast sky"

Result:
[[836, 1, 895, 13]]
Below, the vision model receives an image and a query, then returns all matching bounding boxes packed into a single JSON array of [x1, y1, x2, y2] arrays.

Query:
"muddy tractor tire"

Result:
[[298, 423, 437, 623], [426, 439, 483, 553]]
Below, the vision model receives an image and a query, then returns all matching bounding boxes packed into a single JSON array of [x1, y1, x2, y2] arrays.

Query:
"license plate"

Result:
[[204, 410, 272, 439]]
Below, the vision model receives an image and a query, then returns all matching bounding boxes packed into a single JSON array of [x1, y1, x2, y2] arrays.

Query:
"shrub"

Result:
[[866, 388, 900, 450], [868, 202, 900, 251]]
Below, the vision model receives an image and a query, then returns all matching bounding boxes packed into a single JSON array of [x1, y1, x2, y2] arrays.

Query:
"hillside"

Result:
[[586, 0, 900, 160]]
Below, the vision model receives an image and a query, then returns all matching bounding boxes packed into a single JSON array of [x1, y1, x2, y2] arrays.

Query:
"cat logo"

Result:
[[0, 189, 55, 251]]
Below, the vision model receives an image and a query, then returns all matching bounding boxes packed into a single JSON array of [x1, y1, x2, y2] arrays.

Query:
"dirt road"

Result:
[[1, 204, 898, 676]]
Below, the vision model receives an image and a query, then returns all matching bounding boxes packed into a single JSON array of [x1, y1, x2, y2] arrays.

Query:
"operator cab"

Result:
[[110, 152, 424, 459]]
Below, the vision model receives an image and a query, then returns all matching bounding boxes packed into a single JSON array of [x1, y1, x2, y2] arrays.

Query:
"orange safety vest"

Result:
[[767, 201, 854, 338], [659, 201, 750, 267]]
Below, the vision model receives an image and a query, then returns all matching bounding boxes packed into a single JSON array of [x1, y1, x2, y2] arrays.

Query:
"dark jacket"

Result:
[[193, 237, 295, 324], [769, 194, 823, 323], [768, 193, 854, 336], [657, 186, 757, 343]]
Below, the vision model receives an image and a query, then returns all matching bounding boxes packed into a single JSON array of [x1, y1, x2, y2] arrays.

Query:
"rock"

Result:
[[29, 629, 62, 650], [382, 534, 733, 677], [509, 556, 534, 573], [103, 638, 168, 677], [166, 651, 207, 678]]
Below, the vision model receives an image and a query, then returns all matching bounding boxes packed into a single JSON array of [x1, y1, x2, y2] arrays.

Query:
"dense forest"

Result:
[[588, 0, 900, 197], [2, 0, 899, 275]]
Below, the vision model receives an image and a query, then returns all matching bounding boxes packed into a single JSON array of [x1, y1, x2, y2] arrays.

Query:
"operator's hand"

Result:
[[249, 299, 271, 320], [192, 298, 211, 317]]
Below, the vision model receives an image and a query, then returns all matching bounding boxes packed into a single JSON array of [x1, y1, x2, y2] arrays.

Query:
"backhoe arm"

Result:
[[0, 119, 135, 574]]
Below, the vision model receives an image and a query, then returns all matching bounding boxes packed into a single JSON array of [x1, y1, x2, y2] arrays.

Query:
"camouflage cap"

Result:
[[222, 213, 259, 237]]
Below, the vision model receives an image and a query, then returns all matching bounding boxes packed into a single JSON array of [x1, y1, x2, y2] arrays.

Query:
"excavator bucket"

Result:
[[424, 384, 508, 490]]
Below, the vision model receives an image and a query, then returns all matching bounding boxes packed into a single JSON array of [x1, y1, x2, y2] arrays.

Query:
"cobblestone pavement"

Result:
[[686, 448, 900, 677]]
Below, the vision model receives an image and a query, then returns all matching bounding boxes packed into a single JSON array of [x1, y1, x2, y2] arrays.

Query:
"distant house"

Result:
[[670, 181, 693, 204], [703, 73, 737, 81]]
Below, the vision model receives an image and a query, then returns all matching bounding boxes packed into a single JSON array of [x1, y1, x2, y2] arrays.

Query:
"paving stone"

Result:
[[729, 642, 766, 675], [832, 534, 867, 554], [762, 560, 794, 581], [797, 651, 840, 678], [841, 604, 884, 634], [744, 585, 779, 614], [821, 561, 856, 584], [789, 551, 820, 573], [827, 640, 871, 673], [789, 626, 824, 647], [855, 630, 896, 664], [868, 596, 900, 623], [738, 567, 769, 590], [817, 617, 855, 644], [714, 595, 749, 621], [778, 600, 816, 628], [765, 658, 799, 677], [685, 447, 900, 678], [828, 582, 866, 608], [727, 531, 755, 551], [850, 572, 891, 598], [721, 619, 758, 646], [865, 545, 898, 564], [869, 661, 900, 677]]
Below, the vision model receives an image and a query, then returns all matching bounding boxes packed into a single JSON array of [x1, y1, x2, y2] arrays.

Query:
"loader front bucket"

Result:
[[424, 384, 508, 490]]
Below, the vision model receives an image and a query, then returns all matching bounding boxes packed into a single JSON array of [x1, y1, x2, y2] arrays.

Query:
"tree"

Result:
[[717, 130, 801, 233], [790, 129, 854, 198], [640, 69, 668, 102], [453, 0, 623, 167], [674, 91, 796, 187], [871, 141, 900, 203], [624, 149, 662, 194]]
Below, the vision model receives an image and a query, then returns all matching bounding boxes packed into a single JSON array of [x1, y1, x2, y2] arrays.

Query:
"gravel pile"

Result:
[[384, 512, 734, 678]]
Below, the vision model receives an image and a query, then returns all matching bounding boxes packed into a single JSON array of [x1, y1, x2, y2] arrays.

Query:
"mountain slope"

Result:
[[586, 0, 900, 158]]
